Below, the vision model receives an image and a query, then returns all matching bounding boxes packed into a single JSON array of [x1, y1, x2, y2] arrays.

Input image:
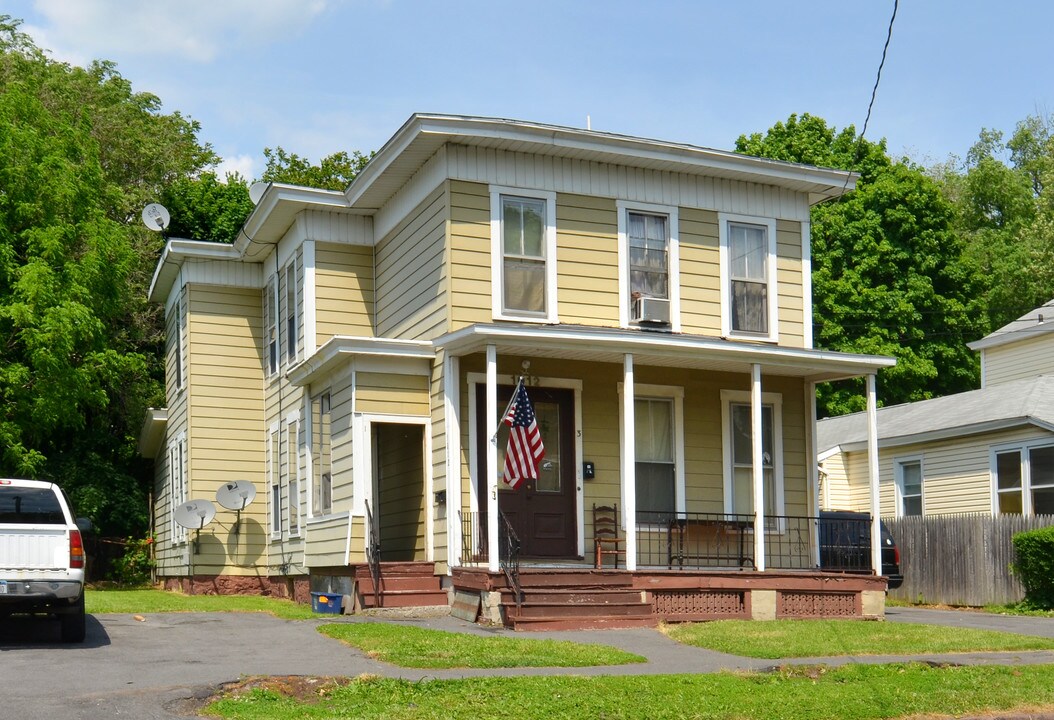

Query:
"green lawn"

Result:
[[663, 618, 1054, 658], [205, 663, 1054, 720], [85, 588, 318, 619], [318, 622, 645, 668]]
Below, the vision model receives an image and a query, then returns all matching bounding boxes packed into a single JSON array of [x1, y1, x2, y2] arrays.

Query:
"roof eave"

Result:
[[287, 336, 436, 386]]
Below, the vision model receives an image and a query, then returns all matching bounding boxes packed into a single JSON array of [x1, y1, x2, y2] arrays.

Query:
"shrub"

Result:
[[108, 536, 155, 586], [1012, 526, 1054, 609]]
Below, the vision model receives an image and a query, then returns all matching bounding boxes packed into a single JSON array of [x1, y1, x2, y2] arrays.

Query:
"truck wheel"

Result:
[[60, 595, 86, 643]]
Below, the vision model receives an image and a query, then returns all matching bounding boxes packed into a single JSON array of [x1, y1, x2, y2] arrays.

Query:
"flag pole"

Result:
[[492, 376, 522, 442]]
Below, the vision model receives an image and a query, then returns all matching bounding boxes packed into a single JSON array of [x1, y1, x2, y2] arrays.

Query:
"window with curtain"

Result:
[[628, 211, 669, 302], [897, 460, 923, 516], [501, 195, 547, 315], [728, 222, 768, 334], [635, 398, 675, 520], [729, 403, 775, 516]]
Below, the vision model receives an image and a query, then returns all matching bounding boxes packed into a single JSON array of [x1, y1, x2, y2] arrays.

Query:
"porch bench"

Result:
[[667, 518, 753, 569]]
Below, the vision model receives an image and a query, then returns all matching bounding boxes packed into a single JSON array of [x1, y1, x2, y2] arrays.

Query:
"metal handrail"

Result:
[[364, 499, 382, 608], [498, 511, 523, 609]]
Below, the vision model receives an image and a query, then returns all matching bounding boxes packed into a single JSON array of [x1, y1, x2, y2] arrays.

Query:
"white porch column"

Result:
[[444, 354, 461, 569], [866, 373, 882, 575], [751, 363, 766, 571], [486, 345, 499, 573], [807, 380, 820, 568], [622, 353, 637, 571]]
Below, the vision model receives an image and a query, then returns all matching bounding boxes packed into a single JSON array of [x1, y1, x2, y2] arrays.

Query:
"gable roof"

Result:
[[816, 375, 1054, 454], [968, 298, 1054, 351]]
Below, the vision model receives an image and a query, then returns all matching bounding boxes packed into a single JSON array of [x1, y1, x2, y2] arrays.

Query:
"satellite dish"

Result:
[[141, 203, 171, 232], [216, 481, 257, 511], [174, 499, 216, 530], [248, 181, 269, 206]]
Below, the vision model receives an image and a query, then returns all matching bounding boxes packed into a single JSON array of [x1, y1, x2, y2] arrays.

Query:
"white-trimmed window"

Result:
[[993, 442, 1054, 515], [312, 392, 332, 517], [721, 390, 784, 518], [895, 457, 924, 517], [619, 384, 685, 522], [269, 425, 281, 538], [287, 418, 301, 536], [618, 201, 680, 330], [264, 276, 278, 377], [285, 261, 299, 364], [174, 289, 187, 391], [719, 214, 778, 341], [490, 187, 557, 322], [168, 433, 188, 544]]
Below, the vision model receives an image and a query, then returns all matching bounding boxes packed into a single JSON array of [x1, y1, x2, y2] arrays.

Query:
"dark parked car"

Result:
[[818, 510, 903, 590]]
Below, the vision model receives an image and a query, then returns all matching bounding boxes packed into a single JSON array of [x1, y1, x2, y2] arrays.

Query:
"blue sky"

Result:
[[6, 1, 1053, 181]]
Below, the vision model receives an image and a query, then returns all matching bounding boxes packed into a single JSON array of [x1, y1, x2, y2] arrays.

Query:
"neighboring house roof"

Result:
[[816, 375, 1054, 454], [967, 298, 1054, 351]]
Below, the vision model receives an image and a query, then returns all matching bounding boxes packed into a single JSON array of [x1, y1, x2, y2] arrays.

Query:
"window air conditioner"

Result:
[[632, 297, 670, 325]]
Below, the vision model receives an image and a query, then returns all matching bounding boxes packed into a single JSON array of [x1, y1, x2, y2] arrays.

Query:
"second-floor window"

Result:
[[285, 262, 298, 363], [265, 277, 278, 377], [619, 201, 679, 329], [628, 212, 669, 302], [491, 187, 557, 322], [720, 214, 778, 341]]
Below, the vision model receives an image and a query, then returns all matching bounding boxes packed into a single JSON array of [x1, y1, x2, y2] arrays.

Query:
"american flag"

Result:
[[502, 380, 545, 489]]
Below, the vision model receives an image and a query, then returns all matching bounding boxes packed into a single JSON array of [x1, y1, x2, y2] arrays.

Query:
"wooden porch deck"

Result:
[[451, 566, 888, 630]]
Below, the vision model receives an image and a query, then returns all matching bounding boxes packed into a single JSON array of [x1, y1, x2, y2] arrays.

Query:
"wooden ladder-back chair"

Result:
[[593, 503, 623, 569]]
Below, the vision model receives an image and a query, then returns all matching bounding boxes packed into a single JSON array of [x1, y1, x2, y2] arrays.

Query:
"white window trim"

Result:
[[169, 431, 188, 545], [174, 289, 187, 391], [894, 455, 924, 518], [720, 389, 784, 516], [617, 200, 681, 331], [718, 213, 779, 342], [490, 186, 558, 323], [309, 390, 333, 518], [990, 439, 1054, 516], [285, 260, 299, 365], [268, 422, 281, 540], [265, 275, 279, 379], [616, 383, 686, 520], [287, 415, 302, 538]]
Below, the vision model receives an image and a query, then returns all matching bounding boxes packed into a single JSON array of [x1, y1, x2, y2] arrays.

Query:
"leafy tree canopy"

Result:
[[162, 171, 253, 244], [0, 17, 215, 534], [261, 146, 373, 191], [737, 114, 987, 416]]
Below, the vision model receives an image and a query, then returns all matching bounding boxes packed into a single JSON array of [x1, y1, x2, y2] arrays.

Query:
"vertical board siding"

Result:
[[187, 285, 266, 575], [555, 193, 619, 326], [983, 334, 1054, 386], [886, 514, 1054, 606], [375, 186, 448, 340], [315, 242, 375, 340]]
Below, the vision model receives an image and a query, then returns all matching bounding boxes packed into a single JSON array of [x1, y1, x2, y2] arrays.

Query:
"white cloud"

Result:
[[25, 0, 328, 63], [215, 153, 259, 182]]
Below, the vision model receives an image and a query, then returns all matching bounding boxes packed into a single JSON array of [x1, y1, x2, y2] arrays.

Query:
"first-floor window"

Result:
[[635, 398, 675, 520], [168, 434, 188, 543], [995, 443, 1054, 515], [896, 459, 924, 517], [312, 392, 332, 516], [723, 390, 783, 522], [269, 427, 281, 537], [287, 420, 301, 536]]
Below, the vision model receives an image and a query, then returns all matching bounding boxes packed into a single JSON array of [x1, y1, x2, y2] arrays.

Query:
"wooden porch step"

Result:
[[506, 614, 659, 631], [357, 575, 444, 593], [359, 589, 450, 609], [505, 601, 652, 619], [513, 571, 635, 589], [352, 561, 436, 578], [502, 589, 645, 605]]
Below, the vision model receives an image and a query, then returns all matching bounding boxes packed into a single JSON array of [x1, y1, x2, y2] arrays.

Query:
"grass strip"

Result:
[[317, 622, 646, 668], [85, 588, 318, 619], [663, 618, 1054, 658], [205, 663, 1054, 720]]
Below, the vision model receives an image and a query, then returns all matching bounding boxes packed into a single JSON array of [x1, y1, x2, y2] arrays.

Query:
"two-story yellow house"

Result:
[[139, 114, 894, 628]]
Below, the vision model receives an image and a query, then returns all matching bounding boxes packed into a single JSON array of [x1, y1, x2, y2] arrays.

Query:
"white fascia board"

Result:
[[137, 407, 168, 458], [838, 417, 1041, 453], [287, 335, 435, 386], [147, 238, 242, 303], [435, 324, 894, 376], [236, 183, 351, 258], [967, 321, 1054, 351], [817, 446, 842, 463]]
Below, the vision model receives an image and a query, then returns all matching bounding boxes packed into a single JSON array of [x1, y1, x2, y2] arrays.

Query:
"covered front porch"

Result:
[[437, 324, 894, 628]]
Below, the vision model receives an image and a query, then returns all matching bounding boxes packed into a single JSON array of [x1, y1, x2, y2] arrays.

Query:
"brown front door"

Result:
[[475, 385, 577, 558]]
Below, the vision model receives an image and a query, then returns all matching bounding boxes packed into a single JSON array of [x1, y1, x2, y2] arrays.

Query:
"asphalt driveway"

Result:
[[2, 607, 1053, 719]]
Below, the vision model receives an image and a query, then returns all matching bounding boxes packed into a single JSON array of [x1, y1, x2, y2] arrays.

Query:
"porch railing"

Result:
[[459, 510, 487, 564], [364, 499, 382, 607], [498, 511, 523, 608], [457, 510, 523, 606]]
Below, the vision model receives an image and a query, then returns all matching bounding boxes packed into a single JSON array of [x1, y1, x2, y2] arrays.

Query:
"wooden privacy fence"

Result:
[[884, 514, 1054, 607]]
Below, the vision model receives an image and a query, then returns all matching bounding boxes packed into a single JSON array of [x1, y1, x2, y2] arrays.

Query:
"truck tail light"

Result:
[[893, 546, 900, 565], [69, 529, 85, 569]]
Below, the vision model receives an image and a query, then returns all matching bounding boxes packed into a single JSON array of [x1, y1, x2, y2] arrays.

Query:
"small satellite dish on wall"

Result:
[[216, 481, 256, 511], [248, 181, 269, 206], [141, 203, 171, 232], [174, 499, 216, 530]]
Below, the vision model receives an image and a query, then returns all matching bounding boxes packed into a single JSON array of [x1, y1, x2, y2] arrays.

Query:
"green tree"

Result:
[[736, 114, 987, 416], [261, 146, 373, 191], [161, 171, 253, 244], [0, 17, 215, 534]]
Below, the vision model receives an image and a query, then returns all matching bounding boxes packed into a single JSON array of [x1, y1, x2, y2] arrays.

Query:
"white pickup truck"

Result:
[[0, 478, 89, 642]]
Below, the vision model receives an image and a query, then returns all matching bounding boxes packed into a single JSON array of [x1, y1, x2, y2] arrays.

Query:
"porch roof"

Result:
[[286, 335, 435, 386], [435, 324, 895, 382]]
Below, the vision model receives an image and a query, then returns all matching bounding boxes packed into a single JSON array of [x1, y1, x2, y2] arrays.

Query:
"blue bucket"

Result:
[[310, 591, 342, 614]]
